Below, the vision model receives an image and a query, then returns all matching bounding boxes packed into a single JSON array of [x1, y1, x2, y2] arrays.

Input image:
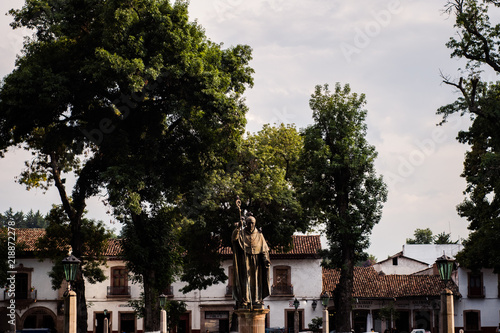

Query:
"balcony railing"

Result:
[[271, 284, 293, 296], [107, 286, 131, 297]]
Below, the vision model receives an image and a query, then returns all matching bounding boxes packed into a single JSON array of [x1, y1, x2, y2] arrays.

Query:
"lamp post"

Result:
[[293, 298, 300, 333], [159, 294, 168, 333], [103, 309, 109, 333], [321, 292, 330, 333], [62, 254, 80, 333], [436, 254, 455, 333]]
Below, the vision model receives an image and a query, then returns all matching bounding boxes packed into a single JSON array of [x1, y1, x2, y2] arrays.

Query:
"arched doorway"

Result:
[[20, 307, 57, 333]]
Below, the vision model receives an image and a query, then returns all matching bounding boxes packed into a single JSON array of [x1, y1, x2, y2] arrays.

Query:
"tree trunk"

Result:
[[336, 247, 354, 333], [143, 271, 160, 332], [75, 277, 88, 333]]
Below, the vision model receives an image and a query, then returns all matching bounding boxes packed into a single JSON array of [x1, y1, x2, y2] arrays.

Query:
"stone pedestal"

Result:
[[440, 288, 454, 333], [235, 308, 270, 333], [160, 309, 167, 333], [64, 290, 77, 333], [322, 309, 329, 333]]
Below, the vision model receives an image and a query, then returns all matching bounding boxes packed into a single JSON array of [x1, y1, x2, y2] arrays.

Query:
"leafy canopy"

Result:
[[440, 0, 500, 272]]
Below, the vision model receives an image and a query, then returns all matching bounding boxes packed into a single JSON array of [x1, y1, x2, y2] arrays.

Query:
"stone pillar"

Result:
[[322, 309, 329, 333], [235, 309, 270, 333], [104, 318, 109, 333], [64, 290, 77, 333], [160, 309, 167, 333], [440, 288, 454, 333], [294, 309, 299, 333]]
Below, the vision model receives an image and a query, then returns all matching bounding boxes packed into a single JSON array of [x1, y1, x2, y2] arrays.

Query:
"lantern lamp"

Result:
[[321, 291, 330, 308], [62, 255, 81, 285], [436, 254, 455, 284], [159, 294, 167, 309]]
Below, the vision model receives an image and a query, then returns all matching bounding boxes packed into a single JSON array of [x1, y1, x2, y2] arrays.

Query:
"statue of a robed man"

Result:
[[231, 214, 271, 309]]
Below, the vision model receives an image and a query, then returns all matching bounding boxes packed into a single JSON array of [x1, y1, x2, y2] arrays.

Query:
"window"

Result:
[[468, 273, 484, 298], [226, 266, 234, 297], [108, 267, 130, 297], [272, 266, 293, 296], [8, 265, 34, 301], [464, 310, 480, 332], [392, 257, 398, 266]]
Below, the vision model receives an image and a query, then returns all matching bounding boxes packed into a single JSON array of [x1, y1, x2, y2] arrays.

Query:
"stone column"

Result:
[[322, 309, 329, 333], [160, 309, 167, 333], [64, 290, 77, 333], [440, 288, 454, 333], [294, 309, 299, 333], [235, 309, 270, 333], [103, 318, 109, 333]]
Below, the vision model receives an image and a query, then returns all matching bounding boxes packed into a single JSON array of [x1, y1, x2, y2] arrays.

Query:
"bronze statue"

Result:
[[231, 214, 271, 309]]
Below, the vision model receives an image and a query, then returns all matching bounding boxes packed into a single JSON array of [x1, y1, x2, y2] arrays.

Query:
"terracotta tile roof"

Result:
[[12, 229, 319, 259], [8, 228, 121, 256], [220, 235, 321, 259], [15, 228, 46, 251], [103, 239, 123, 256], [322, 266, 460, 298]]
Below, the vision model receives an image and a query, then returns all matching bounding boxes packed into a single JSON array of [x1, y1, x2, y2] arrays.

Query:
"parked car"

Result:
[[410, 329, 430, 333]]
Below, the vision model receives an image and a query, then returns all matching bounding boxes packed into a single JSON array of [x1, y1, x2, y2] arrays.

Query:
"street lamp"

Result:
[[435, 254, 455, 333], [436, 254, 454, 284], [159, 294, 168, 333], [293, 298, 300, 333], [320, 292, 330, 333], [62, 254, 81, 290], [62, 254, 80, 333], [320, 291, 330, 308]]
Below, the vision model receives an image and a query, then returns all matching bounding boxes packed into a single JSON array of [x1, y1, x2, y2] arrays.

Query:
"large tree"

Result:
[[406, 228, 434, 244], [299, 83, 387, 332], [0, 0, 253, 331], [439, 0, 500, 272], [179, 123, 308, 293]]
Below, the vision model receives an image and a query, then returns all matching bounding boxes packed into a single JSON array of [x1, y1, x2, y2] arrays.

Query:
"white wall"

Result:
[[85, 259, 144, 332], [373, 257, 428, 275], [454, 267, 500, 329], [402, 244, 463, 265]]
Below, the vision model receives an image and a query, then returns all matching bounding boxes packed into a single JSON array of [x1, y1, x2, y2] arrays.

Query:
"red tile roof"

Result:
[[103, 239, 123, 256], [10, 228, 320, 259], [15, 228, 46, 251], [220, 235, 321, 259], [323, 266, 460, 298]]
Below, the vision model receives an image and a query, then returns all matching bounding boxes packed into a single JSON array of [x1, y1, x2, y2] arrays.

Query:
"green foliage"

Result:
[[300, 83, 387, 266], [120, 207, 184, 291], [406, 228, 458, 244], [356, 254, 377, 267], [378, 302, 399, 321], [1, 0, 253, 330], [35, 206, 111, 289], [178, 123, 308, 292], [434, 232, 459, 244], [299, 83, 387, 332], [406, 228, 434, 244], [308, 317, 323, 332], [439, 0, 500, 272], [0, 208, 48, 228]]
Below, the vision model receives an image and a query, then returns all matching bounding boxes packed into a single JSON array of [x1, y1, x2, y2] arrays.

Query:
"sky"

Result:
[[0, 0, 477, 261]]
